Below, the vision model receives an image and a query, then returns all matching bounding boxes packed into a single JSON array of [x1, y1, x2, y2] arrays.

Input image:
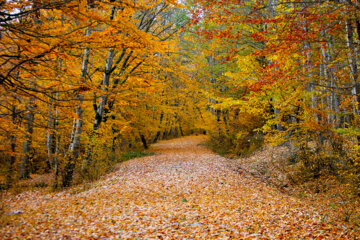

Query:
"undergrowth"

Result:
[[233, 143, 360, 228], [2, 150, 154, 195], [207, 132, 264, 158], [77, 150, 154, 184]]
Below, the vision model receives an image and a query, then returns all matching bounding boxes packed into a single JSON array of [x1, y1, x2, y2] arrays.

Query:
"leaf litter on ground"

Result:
[[0, 136, 358, 239]]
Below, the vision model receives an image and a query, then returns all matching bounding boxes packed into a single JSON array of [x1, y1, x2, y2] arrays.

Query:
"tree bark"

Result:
[[346, 19, 360, 115], [62, 27, 91, 187], [153, 111, 164, 143], [94, 48, 115, 130], [140, 133, 148, 149], [321, 34, 340, 128], [7, 105, 17, 187], [20, 81, 35, 179], [53, 92, 60, 189], [46, 92, 54, 172]]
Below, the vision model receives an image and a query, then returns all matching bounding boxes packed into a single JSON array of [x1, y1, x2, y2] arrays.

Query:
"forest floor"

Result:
[[0, 135, 359, 239]]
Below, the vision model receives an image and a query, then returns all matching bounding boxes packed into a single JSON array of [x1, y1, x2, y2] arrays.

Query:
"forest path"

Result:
[[1, 136, 356, 239]]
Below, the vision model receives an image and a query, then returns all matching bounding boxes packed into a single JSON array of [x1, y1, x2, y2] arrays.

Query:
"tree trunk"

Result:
[[7, 105, 17, 187], [179, 123, 184, 136], [53, 92, 60, 189], [140, 133, 148, 149], [20, 81, 35, 179], [62, 27, 91, 187], [94, 48, 115, 130], [222, 110, 229, 135], [153, 111, 164, 143], [304, 38, 318, 121], [346, 19, 360, 115], [19, 0, 42, 180], [84, 7, 118, 169], [162, 130, 168, 139], [215, 108, 221, 137], [46, 93, 54, 172], [153, 131, 161, 143], [84, 47, 115, 170], [320, 35, 340, 128]]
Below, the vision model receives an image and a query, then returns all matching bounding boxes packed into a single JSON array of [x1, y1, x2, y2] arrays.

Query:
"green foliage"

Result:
[[174, 8, 190, 28], [208, 132, 264, 158], [207, 134, 232, 156], [79, 148, 155, 183], [79, 152, 119, 183], [121, 151, 155, 161], [207, 111, 265, 157]]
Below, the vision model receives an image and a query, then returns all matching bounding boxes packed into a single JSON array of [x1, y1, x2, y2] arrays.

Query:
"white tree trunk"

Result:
[[46, 92, 54, 171], [346, 19, 359, 115], [94, 48, 115, 130], [63, 27, 91, 187]]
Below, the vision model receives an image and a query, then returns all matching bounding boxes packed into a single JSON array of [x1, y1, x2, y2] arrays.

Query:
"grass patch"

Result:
[[120, 151, 154, 161]]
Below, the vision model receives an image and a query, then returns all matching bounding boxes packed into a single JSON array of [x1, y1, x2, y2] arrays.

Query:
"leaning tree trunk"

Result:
[[62, 28, 91, 187], [83, 47, 115, 170], [139, 132, 148, 150], [93, 7, 117, 131], [93, 48, 115, 131], [84, 7, 118, 169]]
